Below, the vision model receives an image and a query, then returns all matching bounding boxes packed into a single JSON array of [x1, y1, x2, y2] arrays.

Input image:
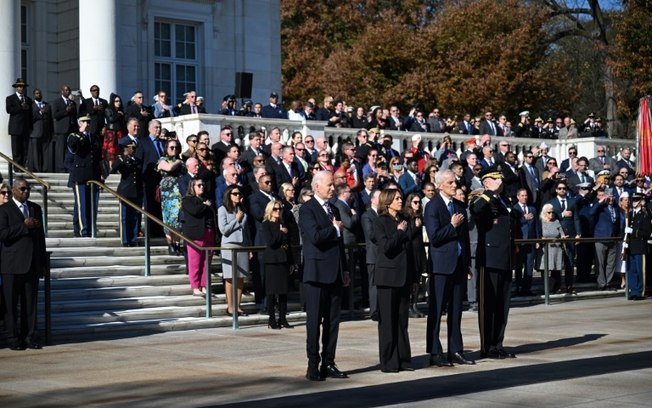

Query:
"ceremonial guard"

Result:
[[626, 193, 651, 300], [470, 165, 520, 359], [67, 114, 102, 237], [111, 142, 143, 247]]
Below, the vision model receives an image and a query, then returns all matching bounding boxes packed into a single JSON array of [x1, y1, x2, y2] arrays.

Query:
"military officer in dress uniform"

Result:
[[626, 193, 651, 300], [67, 114, 102, 237], [470, 165, 520, 359], [111, 142, 143, 247]]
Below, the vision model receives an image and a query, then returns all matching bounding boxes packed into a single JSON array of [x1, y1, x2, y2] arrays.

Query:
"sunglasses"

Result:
[[272, 208, 281, 211], [197, 148, 207, 152], [19, 187, 30, 192], [557, 187, 567, 190], [231, 192, 241, 196], [196, 184, 205, 188], [305, 140, 314, 143], [263, 181, 272, 185], [188, 139, 198, 143], [0, 191, 11, 196], [412, 201, 421, 204]]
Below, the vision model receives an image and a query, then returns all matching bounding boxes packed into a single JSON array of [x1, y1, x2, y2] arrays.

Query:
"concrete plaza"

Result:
[[1, 296, 650, 407]]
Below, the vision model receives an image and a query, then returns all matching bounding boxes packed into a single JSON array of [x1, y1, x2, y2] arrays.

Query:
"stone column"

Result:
[[0, 0, 20, 158], [79, 0, 117, 96]]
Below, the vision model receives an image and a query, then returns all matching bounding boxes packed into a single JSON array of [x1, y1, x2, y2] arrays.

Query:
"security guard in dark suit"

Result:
[[111, 142, 143, 247], [67, 114, 102, 237], [470, 165, 520, 359]]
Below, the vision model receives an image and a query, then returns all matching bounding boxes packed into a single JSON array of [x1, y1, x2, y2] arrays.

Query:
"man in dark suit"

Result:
[[51, 85, 78, 173], [261, 92, 287, 119], [240, 131, 266, 165], [471, 166, 519, 359], [68, 114, 103, 237], [519, 151, 541, 209], [0, 178, 47, 350], [78, 85, 107, 138], [211, 127, 235, 167], [111, 142, 143, 247], [549, 180, 581, 293], [479, 111, 499, 136], [299, 171, 350, 381], [28, 88, 53, 172], [5, 78, 33, 167], [275, 146, 303, 197], [590, 188, 620, 290], [513, 189, 538, 295], [125, 90, 151, 137], [457, 113, 474, 135], [424, 169, 474, 367], [567, 156, 594, 194], [134, 119, 164, 237], [361, 189, 380, 321], [248, 174, 276, 308]]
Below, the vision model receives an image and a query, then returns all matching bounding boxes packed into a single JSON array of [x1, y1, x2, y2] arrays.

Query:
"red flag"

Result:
[[637, 96, 652, 175]]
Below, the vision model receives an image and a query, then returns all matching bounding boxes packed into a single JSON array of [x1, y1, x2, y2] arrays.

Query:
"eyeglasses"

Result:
[[412, 201, 421, 205], [195, 184, 205, 188], [272, 208, 281, 211], [319, 153, 329, 157], [0, 191, 11, 196], [197, 148, 207, 152], [525, 155, 533, 159], [168, 146, 177, 150], [91, 88, 99, 92], [557, 187, 567, 190], [597, 150, 605, 153], [188, 139, 197, 143], [19, 187, 30, 192], [231, 192, 241, 196], [569, 151, 577, 155], [305, 140, 314, 143]]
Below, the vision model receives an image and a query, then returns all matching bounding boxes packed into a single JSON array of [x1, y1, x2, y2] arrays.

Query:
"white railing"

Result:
[[159, 114, 636, 163]]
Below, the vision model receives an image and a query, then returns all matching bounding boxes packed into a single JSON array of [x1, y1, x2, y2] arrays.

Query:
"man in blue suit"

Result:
[[134, 119, 164, 236], [548, 180, 582, 293], [513, 189, 538, 296], [424, 169, 474, 367], [299, 171, 350, 381], [398, 158, 421, 196], [590, 188, 620, 290]]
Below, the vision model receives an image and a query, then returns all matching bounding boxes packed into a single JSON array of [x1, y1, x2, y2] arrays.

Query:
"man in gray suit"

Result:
[[361, 189, 380, 321]]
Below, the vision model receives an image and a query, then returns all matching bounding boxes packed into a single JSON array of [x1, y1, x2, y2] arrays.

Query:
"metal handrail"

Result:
[[0, 151, 51, 235], [514, 236, 623, 305]]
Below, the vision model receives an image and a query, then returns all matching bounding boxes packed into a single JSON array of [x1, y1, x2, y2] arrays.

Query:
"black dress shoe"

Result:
[[305, 368, 324, 381], [321, 364, 348, 378], [25, 341, 42, 350], [498, 349, 516, 358], [381, 368, 399, 373], [449, 352, 475, 365], [400, 365, 415, 371], [9, 343, 25, 351], [429, 353, 452, 367]]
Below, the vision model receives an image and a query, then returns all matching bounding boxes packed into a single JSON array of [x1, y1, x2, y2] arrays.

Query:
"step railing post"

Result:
[[543, 241, 550, 305], [232, 248, 240, 330], [205, 247, 213, 318], [144, 217, 151, 277]]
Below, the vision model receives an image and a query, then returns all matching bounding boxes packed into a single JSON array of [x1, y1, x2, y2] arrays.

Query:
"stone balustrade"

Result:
[[160, 114, 636, 164]]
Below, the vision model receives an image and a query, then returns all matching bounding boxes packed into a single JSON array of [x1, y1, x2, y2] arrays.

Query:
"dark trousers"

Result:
[[576, 242, 595, 282], [304, 280, 342, 370], [478, 267, 512, 354], [426, 258, 465, 355], [120, 201, 142, 245], [562, 243, 575, 287], [10, 132, 29, 167], [628, 254, 644, 297], [515, 244, 535, 291], [377, 284, 411, 371], [27, 138, 43, 172], [2, 273, 39, 346], [73, 182, 99, 237], [367, 263, 377, 316], [52, 133, 68, 173], [143, 183, 164, 237]]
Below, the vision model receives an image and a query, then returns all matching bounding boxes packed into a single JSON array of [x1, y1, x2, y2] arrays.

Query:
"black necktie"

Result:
[[324, 203, 334, 222]]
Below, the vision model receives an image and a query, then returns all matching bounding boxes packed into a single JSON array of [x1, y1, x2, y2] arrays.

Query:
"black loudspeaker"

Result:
[[235, 72, 253, 99]]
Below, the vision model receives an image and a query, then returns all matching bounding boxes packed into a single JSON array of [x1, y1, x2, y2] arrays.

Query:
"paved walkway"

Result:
[[1, 297, 651, 407]]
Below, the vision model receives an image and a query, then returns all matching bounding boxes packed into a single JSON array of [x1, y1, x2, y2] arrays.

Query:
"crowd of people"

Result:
[[5, 79, 652, 371]]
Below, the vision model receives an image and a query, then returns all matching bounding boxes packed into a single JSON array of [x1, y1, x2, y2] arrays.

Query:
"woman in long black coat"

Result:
[[373, 189, 418, 373], [261, 200, 293, 329]]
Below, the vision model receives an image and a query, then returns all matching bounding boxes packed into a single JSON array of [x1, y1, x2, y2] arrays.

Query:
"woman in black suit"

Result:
[[373, 189, 418, 372], [181, 178, 216, 297], [261, 200, 293, 329], [403, 193, 427, 317]]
